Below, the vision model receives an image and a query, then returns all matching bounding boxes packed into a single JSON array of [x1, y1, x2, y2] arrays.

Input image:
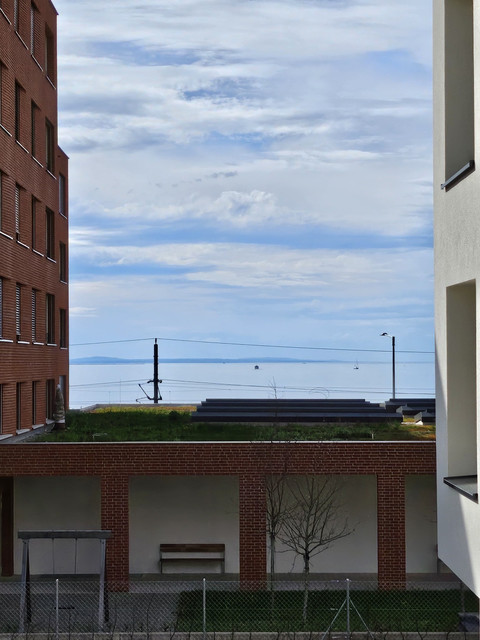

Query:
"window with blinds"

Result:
[[31, 289, 37, 342], [15, 184, 20, 240], [13, 0, 18, 31], [16, 283, 21, 339]]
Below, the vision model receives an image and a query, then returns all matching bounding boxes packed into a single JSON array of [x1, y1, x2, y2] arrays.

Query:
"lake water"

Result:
[[69, 360, 435, 408]]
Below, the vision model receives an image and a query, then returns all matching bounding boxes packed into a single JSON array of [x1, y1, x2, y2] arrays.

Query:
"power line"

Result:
[[70, 335, 434, 355], [70, 377, 434, 396]]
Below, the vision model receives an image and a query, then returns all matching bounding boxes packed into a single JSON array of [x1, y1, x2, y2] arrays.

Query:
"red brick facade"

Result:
[[0, 0, 68, 435], [0, 441, 436, 586]]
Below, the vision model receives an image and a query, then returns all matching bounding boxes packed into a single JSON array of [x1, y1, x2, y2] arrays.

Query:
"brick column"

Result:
[[377, 472, 406, 588], [101, 474, 129, 588], [239, 474, 266, 585]]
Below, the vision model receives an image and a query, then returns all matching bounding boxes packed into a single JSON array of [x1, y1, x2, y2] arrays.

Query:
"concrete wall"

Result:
[[434, 0, 480, 596], [405, 475, 437, 573], [129, 476, 240, 574], [272, 475, 377, 574], [10, 470, 438, 578], [14, 477, 101, 574]]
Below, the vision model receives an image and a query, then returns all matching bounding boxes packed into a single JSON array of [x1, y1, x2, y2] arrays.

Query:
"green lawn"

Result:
[[34, 408, 435, 442], [176, 587, 474, 632]]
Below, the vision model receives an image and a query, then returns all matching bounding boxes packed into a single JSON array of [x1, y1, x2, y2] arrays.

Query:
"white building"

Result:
[[434, 0, 480, 595]]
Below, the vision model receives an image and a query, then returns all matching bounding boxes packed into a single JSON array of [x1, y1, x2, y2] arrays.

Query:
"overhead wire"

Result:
[[70, 335, 434, 355]]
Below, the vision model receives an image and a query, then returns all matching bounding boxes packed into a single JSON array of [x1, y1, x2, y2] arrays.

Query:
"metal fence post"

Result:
[[55, 578, 59, 640], [346, 578, 350, 636], [203, 577, 207, 640]]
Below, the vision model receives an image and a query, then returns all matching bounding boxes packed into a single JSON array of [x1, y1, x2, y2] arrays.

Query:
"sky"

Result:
[[55, 0, 434, 370]]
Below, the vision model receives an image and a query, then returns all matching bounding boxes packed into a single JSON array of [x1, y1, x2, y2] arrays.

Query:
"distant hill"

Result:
[[70, 356, 336, 365]]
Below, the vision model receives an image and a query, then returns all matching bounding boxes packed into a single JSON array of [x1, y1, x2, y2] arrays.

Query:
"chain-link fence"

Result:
[[0, 578, 478, 637]]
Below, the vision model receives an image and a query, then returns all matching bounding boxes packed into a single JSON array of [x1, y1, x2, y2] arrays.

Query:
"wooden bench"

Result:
[[159, 543, 225, 574]]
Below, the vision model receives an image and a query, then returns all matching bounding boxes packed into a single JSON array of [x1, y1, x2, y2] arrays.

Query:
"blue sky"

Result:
[[55, 0, 434, 370]]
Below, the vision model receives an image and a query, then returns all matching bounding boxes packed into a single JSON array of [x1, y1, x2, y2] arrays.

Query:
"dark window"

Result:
[[32, 380, 37, 425], [0, 277, 3, 338], [45, 119, 54, 172], [0, 63, 3, 126], [46, 293, 54, 343], [46, 378, 55, 419], [31, 196, 37, 249], [45, 27, 55, 84], [46, 207, 54, 258], [59, 173, 66, 216], [0, 172, 3, 231], [59, 308, 66, 347], [59, 241, 67, 281], [31, 101, 38, 157], [16, 382, 21, 430], [15, 82, 21, 141]]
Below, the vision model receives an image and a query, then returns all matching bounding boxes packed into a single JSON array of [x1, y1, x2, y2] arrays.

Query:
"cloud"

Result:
[[55, 0, 433, 364], [69, 307, 97, 318], [72, 240, 432, 299]]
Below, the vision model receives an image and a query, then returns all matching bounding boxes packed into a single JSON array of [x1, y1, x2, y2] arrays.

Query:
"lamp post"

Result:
[[380, 332, 396, 399]]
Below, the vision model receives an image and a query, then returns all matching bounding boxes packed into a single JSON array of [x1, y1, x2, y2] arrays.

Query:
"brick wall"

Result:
[[0, 0, 68, 435], [0, 441, 436, 585]]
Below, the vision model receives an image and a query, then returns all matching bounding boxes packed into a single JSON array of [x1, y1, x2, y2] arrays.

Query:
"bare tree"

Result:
[[279, 475, 352, 621], [265, 472, 291, 585]]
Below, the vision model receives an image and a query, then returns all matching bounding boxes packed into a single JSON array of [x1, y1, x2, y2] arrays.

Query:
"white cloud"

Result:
[[55, 0, 433, 362], [72, 241, 432, 298]]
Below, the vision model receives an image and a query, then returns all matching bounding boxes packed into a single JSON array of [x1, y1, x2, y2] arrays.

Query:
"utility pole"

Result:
[[380, 332, 395, 399], [153, 339, 162, 403]]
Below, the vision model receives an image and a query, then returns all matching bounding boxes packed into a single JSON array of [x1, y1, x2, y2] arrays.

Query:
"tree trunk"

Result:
[[269, 533, 276, 589], [302, 553, 310, 624]]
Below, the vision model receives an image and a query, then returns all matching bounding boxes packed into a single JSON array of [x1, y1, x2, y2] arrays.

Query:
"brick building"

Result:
[[0, 441, 436, 586], [0, 0, 68, 436]]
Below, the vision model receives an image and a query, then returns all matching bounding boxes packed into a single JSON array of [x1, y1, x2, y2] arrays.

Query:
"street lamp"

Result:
[[380, 332, 396, 399]]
